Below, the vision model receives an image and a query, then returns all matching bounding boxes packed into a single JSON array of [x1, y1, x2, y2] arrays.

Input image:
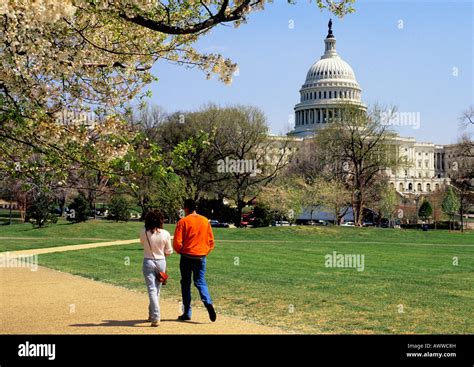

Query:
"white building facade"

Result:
[[288, 21, 451, 194]]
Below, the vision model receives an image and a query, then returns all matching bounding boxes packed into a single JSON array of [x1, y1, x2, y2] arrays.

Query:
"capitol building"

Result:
[[287, 20, 456, 195]]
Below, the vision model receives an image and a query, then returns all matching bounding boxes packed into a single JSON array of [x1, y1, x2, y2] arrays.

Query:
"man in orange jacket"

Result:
[[173, 199, 216, 322]]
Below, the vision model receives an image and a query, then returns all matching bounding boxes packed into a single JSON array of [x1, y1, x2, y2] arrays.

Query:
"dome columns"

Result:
[[289, 20, 366, 137]]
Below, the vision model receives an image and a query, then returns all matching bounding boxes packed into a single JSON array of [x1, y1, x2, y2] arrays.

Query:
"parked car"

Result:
[[341, 221, 355, 227], [209, 219, 230, 228], [271, 220, 291, 226], [380, 219, 390, 228], [306, 220, 328, 226], [241, 214, 255, 228], [362, 221, 374, 227], [95, 209, 108, 217]]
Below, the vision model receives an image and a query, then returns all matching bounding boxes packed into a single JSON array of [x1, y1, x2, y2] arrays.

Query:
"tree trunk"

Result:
[[235, 202, 243, 228]]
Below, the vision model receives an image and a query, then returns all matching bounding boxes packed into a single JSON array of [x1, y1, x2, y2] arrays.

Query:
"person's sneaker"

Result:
[[177, 314, 191, 321], [205, 303, 217, 322], [150, 320, 160, 327]]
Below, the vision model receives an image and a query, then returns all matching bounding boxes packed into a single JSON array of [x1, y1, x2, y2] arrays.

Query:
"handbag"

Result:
[[145, 229, 169, 285], [158, 271, 168, 285]]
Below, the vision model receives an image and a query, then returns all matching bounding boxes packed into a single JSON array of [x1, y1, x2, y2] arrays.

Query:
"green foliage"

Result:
[[198, 199, 236, 223], [27, 193, 57, 228], [253, 205, 272, 227], [418, 200, 433, 221], [108, 195, 131, 222], [441, 187, 460, 216], [68, 194, 91, 223], [379, 186, 398, 220]]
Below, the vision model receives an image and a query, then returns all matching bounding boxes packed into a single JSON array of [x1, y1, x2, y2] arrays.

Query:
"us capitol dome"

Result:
[[289, 19, 366, 137]]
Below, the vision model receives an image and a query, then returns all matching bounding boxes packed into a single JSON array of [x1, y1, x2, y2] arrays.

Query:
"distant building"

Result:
[[287, 20, 459, 195], [0, 199, 19, 210]]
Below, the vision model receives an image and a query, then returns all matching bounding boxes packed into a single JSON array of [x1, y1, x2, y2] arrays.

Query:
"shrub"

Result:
[[68, 194, 91, 223], [253, 205, 272, 227], [108, 196, 131, 222], [418, 200, 433, 222], [27, 193, 57, 228]]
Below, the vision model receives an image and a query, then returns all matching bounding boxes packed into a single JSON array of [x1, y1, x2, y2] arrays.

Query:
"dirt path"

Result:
[[0, 265, 284, 334], [2, 239, 140, 256]]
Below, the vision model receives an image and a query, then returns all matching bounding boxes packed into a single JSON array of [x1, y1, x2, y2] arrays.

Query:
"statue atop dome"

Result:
[[327, 18, 334, 38]]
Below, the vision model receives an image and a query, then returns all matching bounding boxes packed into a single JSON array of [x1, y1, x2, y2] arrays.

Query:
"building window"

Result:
[[408, 183, 413, 191], [435, 183, 440, 191], [319, 91, 322, 99], [418, 161, 422, 168], [324, 91, 327, 99], [426, 184, 431, 192], [399, 183, 404, 191], [417, 183, 422, 192], [425, 160, 429, 168], [404, 170, 408, 177]]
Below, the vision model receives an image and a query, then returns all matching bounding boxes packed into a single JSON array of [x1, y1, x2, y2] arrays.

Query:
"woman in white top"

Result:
[[140, 211, 173, 327]]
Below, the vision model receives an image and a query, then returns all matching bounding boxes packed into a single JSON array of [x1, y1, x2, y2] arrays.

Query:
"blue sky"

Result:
[[149, 0, 473, 145]]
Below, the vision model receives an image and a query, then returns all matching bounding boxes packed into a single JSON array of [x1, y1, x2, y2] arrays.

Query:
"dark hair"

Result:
[[183, 199, 196, 212], [144, 210, 164, 232]]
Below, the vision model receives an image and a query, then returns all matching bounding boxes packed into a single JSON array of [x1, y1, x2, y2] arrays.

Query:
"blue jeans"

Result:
[[143, 258, 166, 321], [180, 255, 213, 318]]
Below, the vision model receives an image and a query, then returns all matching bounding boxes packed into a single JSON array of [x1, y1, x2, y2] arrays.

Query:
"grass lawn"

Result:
[[0, 219, 158, 251], [10, 221, 472, 334], [0, 209, 22, 224]]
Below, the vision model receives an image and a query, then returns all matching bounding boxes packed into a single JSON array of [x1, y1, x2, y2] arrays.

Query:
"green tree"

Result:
[[68, 194, 91, 223], [212, 105, 292, 226], [377, 185, 398, 226], [315, 104, 400, 226], [1, 1, 354, 178], [252, 205, 272, 228], [27, 192, 57, 228], [108, 195, 131, 222], [258, 177, 305, 223], [418, 200, 433, 222], [317, 178, 352, 225], [441, 186, 460, 230]]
